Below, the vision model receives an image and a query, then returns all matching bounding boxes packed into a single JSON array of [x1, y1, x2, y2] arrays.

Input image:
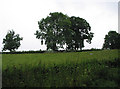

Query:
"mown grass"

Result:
[[2, 49, 120, 87]]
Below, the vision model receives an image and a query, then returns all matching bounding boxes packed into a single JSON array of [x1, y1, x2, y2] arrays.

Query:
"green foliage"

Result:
[[2, 30, 23, 52], [35, 12, 71, 51], [103, 31, 120, 49], [2, 49, 120, 87], [68, 16, 94, 50], [35, 12, 94, 51]]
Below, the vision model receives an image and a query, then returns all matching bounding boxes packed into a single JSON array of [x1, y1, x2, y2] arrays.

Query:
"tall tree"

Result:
[[35, 12, 94, 51], [69, 16, 94, 50], [2, 30, 23, 52], [35, 12, 72, 51], [103, 31, 120, 49]]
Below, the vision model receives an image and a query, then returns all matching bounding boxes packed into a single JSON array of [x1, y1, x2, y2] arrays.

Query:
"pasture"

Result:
[[2, 49, 120, 87]]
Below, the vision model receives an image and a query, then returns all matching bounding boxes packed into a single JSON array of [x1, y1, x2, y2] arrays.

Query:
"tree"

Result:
[[103, 31, 120, 49], [35, 12, 94, 51], [2, 30, 23, 52], [68, 16, 94, 50], [35, 12, 72, 51]]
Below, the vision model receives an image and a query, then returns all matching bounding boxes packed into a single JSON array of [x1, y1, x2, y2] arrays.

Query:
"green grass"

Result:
[[2, 49, 120, 87]]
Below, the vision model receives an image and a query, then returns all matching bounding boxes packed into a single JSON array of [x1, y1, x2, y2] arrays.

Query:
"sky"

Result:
[[0, 0, 119, 51]]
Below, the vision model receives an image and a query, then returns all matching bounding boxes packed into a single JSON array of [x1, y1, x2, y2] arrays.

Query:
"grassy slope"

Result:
[[2, 49, 120, 87], [2, 49, 119, 69]]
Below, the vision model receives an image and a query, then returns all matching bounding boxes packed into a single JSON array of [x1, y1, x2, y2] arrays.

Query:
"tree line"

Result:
[[2, 12, 120, 52]]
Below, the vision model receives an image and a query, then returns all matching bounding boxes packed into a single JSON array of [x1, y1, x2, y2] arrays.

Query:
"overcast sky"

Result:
[[0, 0, 119, 51]]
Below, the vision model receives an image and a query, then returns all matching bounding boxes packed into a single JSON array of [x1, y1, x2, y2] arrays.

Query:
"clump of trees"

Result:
[[35, 12, 94, 51], [2, 12, 119, 52], [103, 31, 120, 49], [2, 30, 23, 52]]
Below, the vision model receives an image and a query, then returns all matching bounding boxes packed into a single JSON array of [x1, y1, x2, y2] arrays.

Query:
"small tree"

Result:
[[103, 31, 120, 49], [2, 30, 23, 52]]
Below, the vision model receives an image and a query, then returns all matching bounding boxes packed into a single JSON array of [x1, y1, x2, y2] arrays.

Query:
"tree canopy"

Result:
[[2, 30, 23, 52], [35, 12, 94, 51], [68, 16, 94, 50], [35, 12, 72, 51], [103, 31, 120, 49]]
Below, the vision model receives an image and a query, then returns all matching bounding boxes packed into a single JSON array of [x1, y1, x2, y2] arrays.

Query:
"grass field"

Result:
[[2, 49, 120, 87]]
